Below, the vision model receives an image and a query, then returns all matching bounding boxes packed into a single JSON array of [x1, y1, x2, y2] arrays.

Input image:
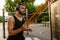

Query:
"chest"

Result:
[[13, 16, 25, 30]]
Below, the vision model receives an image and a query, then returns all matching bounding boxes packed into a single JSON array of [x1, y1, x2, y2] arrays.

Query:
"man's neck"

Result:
[[15, 12, 22, 18]]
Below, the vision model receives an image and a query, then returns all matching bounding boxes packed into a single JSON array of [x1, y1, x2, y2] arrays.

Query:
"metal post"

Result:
[[2, 9, 6, 38], [26, 9, 29, 35], [48, 0, 53, 40]]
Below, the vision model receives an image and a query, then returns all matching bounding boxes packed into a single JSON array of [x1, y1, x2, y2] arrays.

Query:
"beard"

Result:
[[18, 10, 25, 15]]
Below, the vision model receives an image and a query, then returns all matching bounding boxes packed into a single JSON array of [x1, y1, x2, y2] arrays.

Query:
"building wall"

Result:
[[51, 0, 60, 40]]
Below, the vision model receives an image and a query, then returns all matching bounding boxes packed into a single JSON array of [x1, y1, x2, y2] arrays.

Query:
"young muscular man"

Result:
[[7, 3, 32, 40]]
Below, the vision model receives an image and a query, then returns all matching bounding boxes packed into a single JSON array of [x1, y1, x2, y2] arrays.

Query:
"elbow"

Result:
[[8, 31, 14, 36], [9, 33, 13, 36]]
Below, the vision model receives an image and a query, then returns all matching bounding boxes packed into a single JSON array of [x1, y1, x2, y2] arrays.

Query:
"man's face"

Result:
[[19, 5, 26, 15]]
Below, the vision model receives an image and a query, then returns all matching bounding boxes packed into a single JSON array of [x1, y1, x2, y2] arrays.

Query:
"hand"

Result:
[[21, 25, 32, 32], [21, 24, 32, 32], [21, 26, 32, 32], [21, 25, 27, 31], [27, 28, 32, 32]]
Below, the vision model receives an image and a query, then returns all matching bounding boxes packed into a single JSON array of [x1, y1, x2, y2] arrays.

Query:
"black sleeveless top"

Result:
[[7, 15, 25, 40]]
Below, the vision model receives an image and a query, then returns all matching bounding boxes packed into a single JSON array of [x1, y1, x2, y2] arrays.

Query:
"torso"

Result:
[[7, 15, 25, 40]]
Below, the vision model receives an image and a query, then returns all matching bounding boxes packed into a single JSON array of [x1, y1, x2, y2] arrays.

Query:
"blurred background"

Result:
[[0, 0, 60, 40]]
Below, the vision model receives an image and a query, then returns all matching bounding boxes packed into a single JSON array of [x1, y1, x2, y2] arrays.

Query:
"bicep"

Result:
[[8, 17, 14, 33]]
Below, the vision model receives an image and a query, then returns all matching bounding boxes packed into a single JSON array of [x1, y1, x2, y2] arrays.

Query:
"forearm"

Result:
[[9, 28, 23, 36]]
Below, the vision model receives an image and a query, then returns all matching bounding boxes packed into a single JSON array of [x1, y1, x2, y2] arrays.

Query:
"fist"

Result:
[[27, 28, 32, 32]]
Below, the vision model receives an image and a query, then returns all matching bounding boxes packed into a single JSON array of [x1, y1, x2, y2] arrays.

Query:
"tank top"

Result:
[[7, 15, 25, 40]]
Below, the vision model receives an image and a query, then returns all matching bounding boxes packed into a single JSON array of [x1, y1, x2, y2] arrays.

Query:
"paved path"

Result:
[[0, 23, 56, 40]]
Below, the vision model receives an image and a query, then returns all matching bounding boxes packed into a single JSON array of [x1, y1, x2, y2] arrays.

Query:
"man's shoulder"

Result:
[[8, 16, 14, 19], [8, 16, 14, 22]]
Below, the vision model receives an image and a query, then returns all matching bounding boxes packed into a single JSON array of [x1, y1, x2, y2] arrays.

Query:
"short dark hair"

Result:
[[18, 3, 25, 6], [16, 3, 25, 10]]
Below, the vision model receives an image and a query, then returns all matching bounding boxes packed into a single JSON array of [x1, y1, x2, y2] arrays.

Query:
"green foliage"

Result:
[[54, 0, 57, 2], [4, 0, 35, 15], [5, 0, 49, 23], [25, 3, 36, 14], [53, 0, 57, 2], [34, 3, 49, 22], [0, 16, 3, 22], [21, 0, 35, 3], [42, 16, 49, 22]]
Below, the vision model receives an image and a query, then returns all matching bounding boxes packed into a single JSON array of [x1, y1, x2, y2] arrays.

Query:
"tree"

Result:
[[4, 0, 36, 15], [34, 3, 49, 23], [42, 16, 49, 22], [5, 0, 49, 23]]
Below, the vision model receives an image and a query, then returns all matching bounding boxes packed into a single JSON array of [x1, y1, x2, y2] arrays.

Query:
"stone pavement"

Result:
[[0, 22, 56, 40], [0, 23, 41, 40]]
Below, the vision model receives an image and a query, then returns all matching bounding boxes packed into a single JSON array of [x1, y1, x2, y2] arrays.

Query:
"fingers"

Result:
[[21, 24, 32, 32], [27, 28, 32, 32]]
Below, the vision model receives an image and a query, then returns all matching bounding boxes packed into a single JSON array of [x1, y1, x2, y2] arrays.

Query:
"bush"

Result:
[[42, 16, 49, 22], [0, 16, 3, 22], [37, 19, 42, 23]]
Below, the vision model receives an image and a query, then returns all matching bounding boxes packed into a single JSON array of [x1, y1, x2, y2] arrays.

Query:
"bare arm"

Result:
[[8, 17, 32, 36], [8, 17, 23, 36]]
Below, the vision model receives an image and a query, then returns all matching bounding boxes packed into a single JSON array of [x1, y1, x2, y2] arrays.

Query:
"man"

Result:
[[7, 3, 32, 40]]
